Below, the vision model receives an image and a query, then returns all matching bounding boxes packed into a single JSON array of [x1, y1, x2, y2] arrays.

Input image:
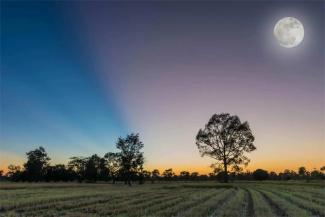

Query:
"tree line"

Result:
[[2, 155, 324, 183], [2, 133, 144, 185], [1, 113, 324, 184], [211, 167, 325, 182]]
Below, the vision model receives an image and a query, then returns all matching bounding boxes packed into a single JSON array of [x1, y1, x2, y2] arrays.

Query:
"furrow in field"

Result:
[[249, 189, 276, 217], [213, 188, 248, 217], [265, 185, 325, 201], [243, 188, 254, 217], [2, 182, 324, 217], [14, 190, 151, 214], [269, 186, 325, 206], [22, 191, 165, 216], [179, 188, 235, 217], [17, 195, 124, 216], [123, 189, 202, 217], [0, 190, 120, 211], [258, 189, 311, 217], [67, 191, 174, 216], [61, 188, 195, 216], [288, 192, 325, 206], [207, 188, 238, 217], [151, 188, 221, 217], [263, 188, 325, 217], [256, 190, 288, 217], [97, 195, 184, 216]]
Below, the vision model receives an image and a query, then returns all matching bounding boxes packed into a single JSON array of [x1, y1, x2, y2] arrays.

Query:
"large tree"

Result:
[[196, 113, 256, 183], [116, 133, 144, 186], [24, 146, 50, 181]]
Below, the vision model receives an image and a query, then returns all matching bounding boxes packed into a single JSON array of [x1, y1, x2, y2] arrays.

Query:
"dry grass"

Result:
[[0, 181, 324, 217]]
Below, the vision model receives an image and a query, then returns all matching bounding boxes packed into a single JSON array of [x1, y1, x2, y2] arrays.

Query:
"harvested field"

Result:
[[0, 181, 324, 217]]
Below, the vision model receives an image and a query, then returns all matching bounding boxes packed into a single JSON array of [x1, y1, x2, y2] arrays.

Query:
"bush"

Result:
[[253, 169, 269, 181]]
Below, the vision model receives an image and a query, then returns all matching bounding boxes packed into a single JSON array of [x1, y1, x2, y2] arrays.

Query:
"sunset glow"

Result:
[[1, 1, 324, 175]]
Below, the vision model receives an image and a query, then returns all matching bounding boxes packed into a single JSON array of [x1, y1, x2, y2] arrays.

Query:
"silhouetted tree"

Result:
[[190, 172, 199, 181], [151, 169, 160, 183], [68, 156, 87, 182], [280, 169, 297, 180], [24, 146, 50, 181], [320, 167, 325, 180], [310, 169, 323, 180], [253, 169, 269, 181], [140, 170, 151, 184], [163, 168, 174, 181], [196, 113, 256, 182], [116, 133, 144, 186], [217, 172, 228, 182], [211, 164, 223, 174], [241, 171, 253, 180], [230, 165, 243, 181], [84, 155, 101, 182], [98, 157, 110, 181], [84, 161, 96, 181], [298, 166, 307, 180], [179, 171, 190, 181], [45, 164, 73, 182], [7, 165, 23, 181], [198, 174, 208, 181], [208, 173, 216, 180], [104, 152, 120, 184], [269, 171, 278, 180], [138, 165, 145, 185], [210, 164, 224, 181]]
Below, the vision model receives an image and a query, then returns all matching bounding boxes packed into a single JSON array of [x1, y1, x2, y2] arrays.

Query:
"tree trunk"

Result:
[[139, 176, 144, 185], [224, 161, 228, 183], [128, 173, 132, 186]]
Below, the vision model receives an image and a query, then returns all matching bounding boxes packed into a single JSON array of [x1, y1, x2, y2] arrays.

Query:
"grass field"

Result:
[[0, 181, 324, 217]]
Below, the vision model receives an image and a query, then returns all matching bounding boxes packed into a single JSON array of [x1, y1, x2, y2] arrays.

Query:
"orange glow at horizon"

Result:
[[1, 151, 324, 175], [2, 2, 324, 181]]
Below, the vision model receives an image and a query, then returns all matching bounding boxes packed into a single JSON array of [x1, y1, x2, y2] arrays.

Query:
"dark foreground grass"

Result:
[[0, 181, 324, 217]]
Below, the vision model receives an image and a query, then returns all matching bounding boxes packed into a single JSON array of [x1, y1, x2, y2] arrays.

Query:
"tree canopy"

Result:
[[24, 146, 51, 181], [196, 113, 256, 182], [116, 133, 144, 186], [253, 169, 269, 181]]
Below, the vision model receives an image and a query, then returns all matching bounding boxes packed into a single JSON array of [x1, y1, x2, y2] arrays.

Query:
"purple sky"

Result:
[[1, 1, 324, 173]]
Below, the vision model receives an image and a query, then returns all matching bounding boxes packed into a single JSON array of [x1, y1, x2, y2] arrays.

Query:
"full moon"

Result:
[[274, 17, 304, 48]]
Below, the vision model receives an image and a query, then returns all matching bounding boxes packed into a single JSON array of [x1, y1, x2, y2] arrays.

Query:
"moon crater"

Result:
[[274, 17, 304, 48]]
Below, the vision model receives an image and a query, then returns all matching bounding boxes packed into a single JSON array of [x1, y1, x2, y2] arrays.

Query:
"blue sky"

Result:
[[1, 1, 324, 172], [1, 2, 127, 160]]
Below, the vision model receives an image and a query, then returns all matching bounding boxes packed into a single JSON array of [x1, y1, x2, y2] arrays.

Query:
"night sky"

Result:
[[1, 1, 324, 173]]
